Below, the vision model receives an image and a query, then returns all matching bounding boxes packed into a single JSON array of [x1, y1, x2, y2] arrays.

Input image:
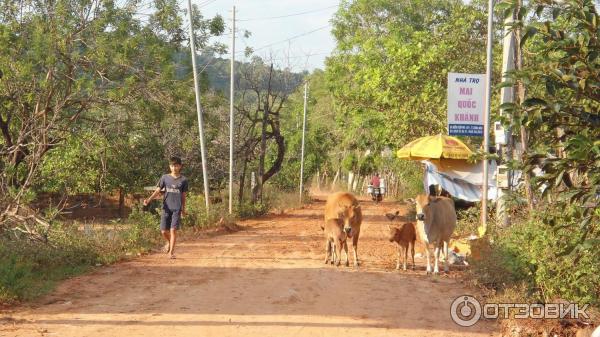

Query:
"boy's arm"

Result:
[[143, 187, 162, 206], [181, 192, 186, 217]]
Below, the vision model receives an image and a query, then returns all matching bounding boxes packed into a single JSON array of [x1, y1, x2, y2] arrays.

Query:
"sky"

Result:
[[196, 0, 341, 71]]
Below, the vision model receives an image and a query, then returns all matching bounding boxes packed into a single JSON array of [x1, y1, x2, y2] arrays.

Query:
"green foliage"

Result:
[[0, 255, 34, 304], [0, 208, 164, 304], [472, 205, 600, 306], [183, 193, 233, 227], [341, 153, 358, 172], [455, 206, 482, 237], [237, 201, 270, 219], [0, 0, 226, 222], [499, 0, 600, 269], [125, 207, 163, 253], [327, 0, 497, 148]]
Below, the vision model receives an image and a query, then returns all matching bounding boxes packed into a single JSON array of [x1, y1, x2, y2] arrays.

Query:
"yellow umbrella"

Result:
[[396, 134, 473, 160]]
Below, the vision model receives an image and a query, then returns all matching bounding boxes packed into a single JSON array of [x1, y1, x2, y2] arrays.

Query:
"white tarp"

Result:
[[423, 160, 497, 202]]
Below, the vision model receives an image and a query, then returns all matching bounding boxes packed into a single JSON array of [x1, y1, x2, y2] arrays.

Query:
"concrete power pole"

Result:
[[187, 0, 210, 212], [480, 0, 494, 236], [229, 6, 235, 214], [299, 82, 308, 203], [496, 10, 516, 227]]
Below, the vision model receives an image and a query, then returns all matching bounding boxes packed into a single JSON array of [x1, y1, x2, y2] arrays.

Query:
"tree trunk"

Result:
[[331, 168, 340, 189], [262, 122, 285, 183], [252, 96, 269, 203], [118, 187, 125, 219], [238, 155, 248, 207]]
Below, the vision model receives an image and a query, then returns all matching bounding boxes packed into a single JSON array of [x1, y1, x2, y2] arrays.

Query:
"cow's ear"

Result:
[[385, 213, 396, 221]]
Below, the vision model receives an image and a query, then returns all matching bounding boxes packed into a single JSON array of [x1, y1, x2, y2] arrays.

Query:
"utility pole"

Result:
[[480, 0, 494, 236], [187, 0, 210, 212], [515, 0, 535, 212], [497, 9, 516, 227], [229, 6, 235, 215], [299, 82, 308, 203]]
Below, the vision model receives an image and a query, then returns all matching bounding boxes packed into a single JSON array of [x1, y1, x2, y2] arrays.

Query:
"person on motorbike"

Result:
[[370, 173, 381, 188]]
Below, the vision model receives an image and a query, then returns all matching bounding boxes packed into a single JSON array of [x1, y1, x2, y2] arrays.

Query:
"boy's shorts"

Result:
[[160, 208, 181, 231]]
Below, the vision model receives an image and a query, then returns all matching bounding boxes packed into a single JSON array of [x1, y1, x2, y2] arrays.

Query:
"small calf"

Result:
[[322, 219, 349, 266], [385, 211, 416, 271]]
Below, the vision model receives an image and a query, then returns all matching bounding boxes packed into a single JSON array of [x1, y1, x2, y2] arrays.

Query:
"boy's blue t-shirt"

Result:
[[157, 174, 188, 210]]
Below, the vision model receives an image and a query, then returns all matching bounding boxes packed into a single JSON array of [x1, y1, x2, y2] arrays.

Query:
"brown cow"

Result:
[[324, 192, 362, 267], [322, 218, 349, 266], [385, 211, 416, 271], [414, 194, 457, 274]]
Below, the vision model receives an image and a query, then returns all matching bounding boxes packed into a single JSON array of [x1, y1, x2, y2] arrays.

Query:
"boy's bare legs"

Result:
[[168, 228, 177, 258], [161, 230, 170, 253]]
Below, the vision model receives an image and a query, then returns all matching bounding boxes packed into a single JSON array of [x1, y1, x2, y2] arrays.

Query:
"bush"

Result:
[[0, 208, 163, 305], [471, 205, 600, 307], [237, 200, 270, 218], [455, 205, 481, 237], [183, 193, 234, 227], [0, 254, 35, 304]]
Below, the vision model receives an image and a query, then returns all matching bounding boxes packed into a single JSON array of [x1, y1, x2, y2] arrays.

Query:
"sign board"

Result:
[[447, 73, 485, 137]]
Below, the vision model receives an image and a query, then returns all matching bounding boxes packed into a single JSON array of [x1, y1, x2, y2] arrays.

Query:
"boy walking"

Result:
[[144, 156, 188, 259]]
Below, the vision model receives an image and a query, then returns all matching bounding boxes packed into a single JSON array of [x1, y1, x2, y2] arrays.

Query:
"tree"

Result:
[[501, 0, 600, 250], [234, 57, 303, 203], [0, 0, 224, 236], [326, 0, 498, 147]]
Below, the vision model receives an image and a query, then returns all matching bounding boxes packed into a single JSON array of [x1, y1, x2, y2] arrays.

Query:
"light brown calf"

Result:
[[385, 211, 416, 271]]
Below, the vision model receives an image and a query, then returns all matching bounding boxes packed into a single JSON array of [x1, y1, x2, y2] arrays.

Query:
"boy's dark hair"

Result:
[[169, 156, 182, 165]]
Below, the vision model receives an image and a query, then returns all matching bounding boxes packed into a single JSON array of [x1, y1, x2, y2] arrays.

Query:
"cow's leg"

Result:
[[334, 239, 342, 266], [396, 244, 400, 270], [325, 239, 331, 264], [403, 244, 408, 271], [444, 240, 450, 273], [433, 244, 440, 274], [425, 244, 432, 274], [343, 240, 350, 267], [351, 234, 360, 268], [410, 241, 415, 270]]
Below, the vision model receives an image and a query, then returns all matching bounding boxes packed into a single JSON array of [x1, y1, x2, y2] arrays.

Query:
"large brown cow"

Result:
[[323, 192, 362, 267], [414, 194, 456, 274]]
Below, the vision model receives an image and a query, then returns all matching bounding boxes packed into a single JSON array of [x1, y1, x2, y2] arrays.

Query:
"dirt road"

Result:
[[1, 196, 497, 337]]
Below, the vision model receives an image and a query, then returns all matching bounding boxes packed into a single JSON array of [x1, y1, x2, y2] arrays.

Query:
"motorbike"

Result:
[[367, 185, 384, 203]]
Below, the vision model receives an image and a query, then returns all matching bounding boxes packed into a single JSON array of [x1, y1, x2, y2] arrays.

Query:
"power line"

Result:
[[237, 5, 338, 22], [237, 25, 330, 55], [267, 52, 330, 62], [197, 0, 218, 8]]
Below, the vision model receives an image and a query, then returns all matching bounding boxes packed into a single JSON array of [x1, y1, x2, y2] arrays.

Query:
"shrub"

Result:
[[471, 205, 600, 307]]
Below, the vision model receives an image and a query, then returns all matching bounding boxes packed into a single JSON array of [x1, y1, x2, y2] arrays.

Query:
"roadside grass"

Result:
[[0, 189, 308, 306], [464, 204, 599, 334]]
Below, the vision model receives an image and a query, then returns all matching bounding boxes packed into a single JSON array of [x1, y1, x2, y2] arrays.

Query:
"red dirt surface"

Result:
[[0, 195, 498, 337]]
